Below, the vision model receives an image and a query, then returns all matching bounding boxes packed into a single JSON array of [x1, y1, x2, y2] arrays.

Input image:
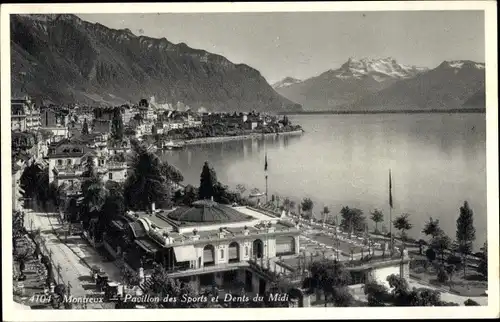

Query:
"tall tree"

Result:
[[301, 198, 314, 219], [111, 109, 124, 141], [393, 213, 412, 247], [455, 201, 476, 277], [340, 206, 366, 237], [100, 181, 125, 235], [199, 161, 217, 200], [124, 140, 171, 210], [81, 156, 107, 229], [82, 118, 89, 135], [370, 209, 384, 234]]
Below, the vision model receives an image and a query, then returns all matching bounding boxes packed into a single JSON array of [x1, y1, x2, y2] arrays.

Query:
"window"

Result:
[[67, 159, 72, 165], [108, 173, 113, 180], [245, 246, 248, 256], [220, 249, 224, 259], [57, 160, 63, 166]]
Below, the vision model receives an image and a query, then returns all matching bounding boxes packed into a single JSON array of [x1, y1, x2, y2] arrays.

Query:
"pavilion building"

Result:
[[104, 199, 301, 295]]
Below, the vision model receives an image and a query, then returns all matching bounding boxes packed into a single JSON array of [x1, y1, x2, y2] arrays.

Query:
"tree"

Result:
[[456, 201, 476, 277], [422, 217, 443, 240], [124, 140, 171, 210], [431, 234, 452, 264], [437, 266, 449, 283], [477, 242, 487, 279], [235, 184, 246, 195], [82, 118, 89, 135], [161, 163, 184, 184], [100, 181, 125, 235], [111, 110, 124, 141], [321, 206, 330, 223], [301, 198, 314, 219], [199, 161, 217, 200], [144, 264, 200, 308], [303, 259, 352, 307], [182, 185, 198, 206], [364, 282, 390, 306], [370, 209, 384, 234], [393, 213, 412, 247], [339, 207, 366, 237]]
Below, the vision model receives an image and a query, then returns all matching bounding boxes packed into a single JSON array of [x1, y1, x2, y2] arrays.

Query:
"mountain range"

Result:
[[10, 14, 301, 112], [274, 58, 485, 111]]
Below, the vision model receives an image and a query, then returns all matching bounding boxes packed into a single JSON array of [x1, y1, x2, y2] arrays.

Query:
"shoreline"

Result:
[[181, 130, 304, 146], [279, 108, 486, 115]]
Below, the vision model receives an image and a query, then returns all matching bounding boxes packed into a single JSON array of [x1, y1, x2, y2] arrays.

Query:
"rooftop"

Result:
[[166, 200, 253, 224]]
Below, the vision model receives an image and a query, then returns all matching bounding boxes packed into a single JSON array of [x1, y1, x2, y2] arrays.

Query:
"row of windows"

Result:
[[217, 246, 249, 260]]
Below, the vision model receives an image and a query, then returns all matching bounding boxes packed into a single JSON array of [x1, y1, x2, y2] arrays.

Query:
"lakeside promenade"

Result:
[[181, 129, 304, 146]]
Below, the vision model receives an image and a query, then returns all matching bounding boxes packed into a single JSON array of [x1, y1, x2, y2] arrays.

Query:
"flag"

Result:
[[264, 153, 268, 171], [389, 169, 393, 209]]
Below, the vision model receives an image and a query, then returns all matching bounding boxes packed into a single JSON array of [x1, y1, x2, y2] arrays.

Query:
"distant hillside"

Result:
[[352, 60, 485, 111], [10, 14, 301, 112], [275, 57, 428, 111], [463, 88, 485, 108]]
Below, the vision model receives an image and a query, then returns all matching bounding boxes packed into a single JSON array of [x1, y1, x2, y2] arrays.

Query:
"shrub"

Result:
[[437, 267, 449, 283], [464, 299, 480, 306], [425, 248, 436, 262]]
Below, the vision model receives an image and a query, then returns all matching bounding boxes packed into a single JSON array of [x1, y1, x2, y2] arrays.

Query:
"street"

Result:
[[24, 209, 121, 309]]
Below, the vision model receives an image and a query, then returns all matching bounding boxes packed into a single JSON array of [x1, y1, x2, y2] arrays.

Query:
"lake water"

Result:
[[160, 113, 487, 249]]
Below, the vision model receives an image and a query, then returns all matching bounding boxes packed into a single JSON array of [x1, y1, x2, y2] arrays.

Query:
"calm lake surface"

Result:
[[160, 113, 487, 249]]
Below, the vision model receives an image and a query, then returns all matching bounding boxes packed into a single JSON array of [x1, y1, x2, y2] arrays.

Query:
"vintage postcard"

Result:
[[1, 1, 498, 321]]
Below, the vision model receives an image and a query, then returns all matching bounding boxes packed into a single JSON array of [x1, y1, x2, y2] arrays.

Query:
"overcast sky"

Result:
[[78, 11, 485, 84]]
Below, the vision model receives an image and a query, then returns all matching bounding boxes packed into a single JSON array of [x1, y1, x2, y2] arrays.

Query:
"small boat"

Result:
[[162, 140, 184, 150]]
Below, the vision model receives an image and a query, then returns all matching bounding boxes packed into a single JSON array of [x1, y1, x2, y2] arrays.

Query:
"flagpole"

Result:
[[265, 175, 268, 203], [389, 169, 393, 256], [265, 152, 268, 203]]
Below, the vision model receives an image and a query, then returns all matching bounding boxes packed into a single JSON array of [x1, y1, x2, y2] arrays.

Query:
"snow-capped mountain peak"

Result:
[[335, 57, 428, 81], [272, 77, 302, 89], [439, 60, 485, 70]]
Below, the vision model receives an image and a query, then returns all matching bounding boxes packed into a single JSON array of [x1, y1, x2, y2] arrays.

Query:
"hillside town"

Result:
[[11, 95, 488, 310]]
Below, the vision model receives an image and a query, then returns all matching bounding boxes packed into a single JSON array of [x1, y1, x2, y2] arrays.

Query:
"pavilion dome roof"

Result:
[[167, 199, 253, 223]]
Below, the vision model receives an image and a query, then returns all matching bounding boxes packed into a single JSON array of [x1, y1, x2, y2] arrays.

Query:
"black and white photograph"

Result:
[[2, 1, 498, 320]]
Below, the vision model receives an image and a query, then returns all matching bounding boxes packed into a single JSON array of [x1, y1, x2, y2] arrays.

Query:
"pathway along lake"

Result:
[[160, 113, 487, 249]]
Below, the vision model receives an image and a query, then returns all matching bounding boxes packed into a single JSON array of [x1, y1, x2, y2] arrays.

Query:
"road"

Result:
[[24, 209, 121, 308]]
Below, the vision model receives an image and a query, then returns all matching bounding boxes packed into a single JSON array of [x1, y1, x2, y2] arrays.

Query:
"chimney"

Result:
[[151, 202, 156, 213], [210, 196, 214, 202]]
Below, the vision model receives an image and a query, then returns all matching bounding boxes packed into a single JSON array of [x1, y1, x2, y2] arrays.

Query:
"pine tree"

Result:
[[111, 108, 124, 141], [199, 161, 217, 200], [456, 201, 476, 277], [82, 118, 89, 135]]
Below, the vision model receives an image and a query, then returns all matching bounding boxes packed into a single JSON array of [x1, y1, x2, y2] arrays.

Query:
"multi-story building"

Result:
[[46, 139, 92, 183], [40, 106, 70, 141], [123, 106, 138, 125], [103, 199, 301, 295], [11, 97, 40, 132]]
